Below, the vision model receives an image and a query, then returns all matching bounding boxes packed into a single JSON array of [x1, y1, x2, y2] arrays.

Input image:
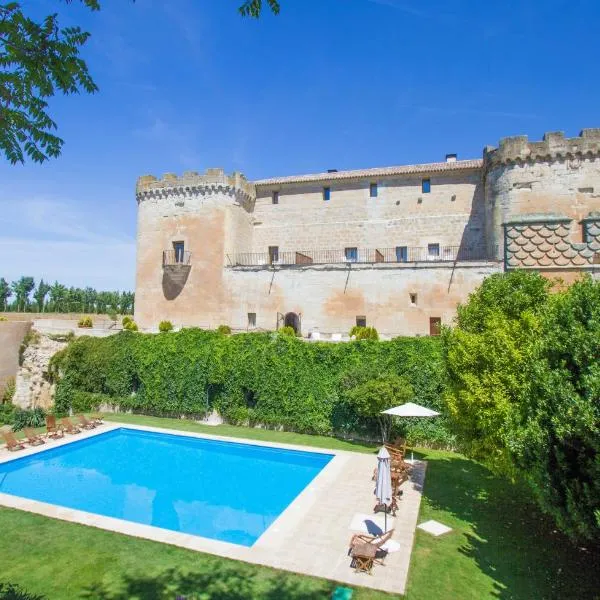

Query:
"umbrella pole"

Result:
[[384, 503, 387, 533]]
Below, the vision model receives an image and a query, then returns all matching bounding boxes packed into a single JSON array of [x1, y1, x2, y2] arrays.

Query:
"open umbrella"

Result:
[[382, 402, 440, 461], [374, 446, 393, 533]]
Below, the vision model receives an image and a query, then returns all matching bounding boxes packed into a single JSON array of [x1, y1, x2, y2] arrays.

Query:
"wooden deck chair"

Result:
[[61, 417, 81, 434], [45, 415, 64, 439], [349, 528, 395, 567], [1, 429, 25, 452], [90, 413, 104, 425], [75, 414, 96, 430], [23, 427, 45, 446]]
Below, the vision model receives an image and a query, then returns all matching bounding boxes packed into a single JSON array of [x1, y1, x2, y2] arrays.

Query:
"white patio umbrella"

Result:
[[382, 402, 440, 461], [374, 446, 393, 533]]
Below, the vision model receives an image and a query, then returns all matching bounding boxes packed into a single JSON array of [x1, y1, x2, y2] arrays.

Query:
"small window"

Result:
[[323, 187, 331, 201], [422, 178, 431, 193], [410, 293, 417, 306], [428, 243, 440, 258], [272, 191, 279, 204], [370, 182, 378, 198], [345, 247, 358, 262], [173, 241, 185, 263], [268, 246, 279, 264], [356, 315, 367, 328], [248, 312, 256, 328], [396, 246, 408, 262], [430, 317, 441, 336]]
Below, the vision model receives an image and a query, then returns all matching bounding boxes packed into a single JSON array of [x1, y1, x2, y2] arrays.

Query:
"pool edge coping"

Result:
[[0, 421, 421, 595]]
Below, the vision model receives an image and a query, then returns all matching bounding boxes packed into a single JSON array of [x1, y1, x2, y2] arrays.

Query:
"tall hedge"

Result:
[[50, 330, 451, 444]]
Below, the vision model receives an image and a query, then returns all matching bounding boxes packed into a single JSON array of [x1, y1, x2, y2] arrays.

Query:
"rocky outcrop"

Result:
[[13, 331, 67, 410]]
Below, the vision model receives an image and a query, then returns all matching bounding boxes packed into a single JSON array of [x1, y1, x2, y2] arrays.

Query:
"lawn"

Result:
[[0, 414, 598, 599]]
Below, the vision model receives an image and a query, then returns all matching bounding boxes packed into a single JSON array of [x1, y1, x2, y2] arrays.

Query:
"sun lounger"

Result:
[[45, 415, 64, 439], [61, 417, 81, 434], [23, 427, 45, 446], [1, 429, 25, 452], [75, 414, 96, 430]]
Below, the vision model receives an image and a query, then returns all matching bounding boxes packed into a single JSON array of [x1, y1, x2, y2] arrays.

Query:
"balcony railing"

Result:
[[228, 246, 495, 267], [163, 250, 192, 266]]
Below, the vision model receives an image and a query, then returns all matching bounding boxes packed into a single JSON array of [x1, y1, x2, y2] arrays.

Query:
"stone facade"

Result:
[[135, 129, 600, 336]]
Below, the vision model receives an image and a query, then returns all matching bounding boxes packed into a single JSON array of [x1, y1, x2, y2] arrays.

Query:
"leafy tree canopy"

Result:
[[1, 0, 280, 164], [444, 270, 600, 541]]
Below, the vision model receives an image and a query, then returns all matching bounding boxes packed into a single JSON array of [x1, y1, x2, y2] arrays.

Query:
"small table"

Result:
[[351, 542, 377, 574]]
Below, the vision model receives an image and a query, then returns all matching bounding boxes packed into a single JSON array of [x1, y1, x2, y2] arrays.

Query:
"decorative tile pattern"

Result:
[[505, 214, 600, 268]]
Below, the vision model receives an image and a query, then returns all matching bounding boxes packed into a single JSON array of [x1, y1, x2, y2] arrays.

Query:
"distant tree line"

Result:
[[0, 277, 134, 315]]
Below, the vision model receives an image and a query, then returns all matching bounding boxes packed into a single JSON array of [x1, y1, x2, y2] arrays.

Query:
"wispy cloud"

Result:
[[0, 197, 135, 290], [397, 103, 541, 120], [133, 112, 202, 169], [367, 0, 463, 23], [162, 2, 204, 58]]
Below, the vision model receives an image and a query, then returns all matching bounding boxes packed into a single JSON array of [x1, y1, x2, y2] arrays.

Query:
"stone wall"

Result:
[[0, 320, 31, 397], [13, 332, 67, 410], [223, 262, 500, 336], [252, 167, 486, 255]]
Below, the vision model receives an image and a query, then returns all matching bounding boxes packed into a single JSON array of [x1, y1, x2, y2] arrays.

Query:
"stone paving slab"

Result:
[[0, 422, 426, 595]]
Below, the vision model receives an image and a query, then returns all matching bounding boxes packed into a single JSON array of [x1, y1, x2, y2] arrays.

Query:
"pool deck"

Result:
[[0, 422, 426, 595]]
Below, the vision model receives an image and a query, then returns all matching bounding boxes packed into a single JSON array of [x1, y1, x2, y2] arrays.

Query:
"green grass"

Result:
[[1, 414, 598, 599]]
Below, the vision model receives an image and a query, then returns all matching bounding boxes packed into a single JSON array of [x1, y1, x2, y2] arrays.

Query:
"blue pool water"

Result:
[[0, 428, 332, 546]]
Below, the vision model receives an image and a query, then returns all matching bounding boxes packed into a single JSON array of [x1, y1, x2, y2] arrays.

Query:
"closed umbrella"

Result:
[[375, 446, 393, 533], [382, 402, 440, 461]]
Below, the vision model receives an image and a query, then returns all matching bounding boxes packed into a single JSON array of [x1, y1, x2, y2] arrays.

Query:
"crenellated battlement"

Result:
[[484, 128, 600, 168], [136, 168, 256, 203]]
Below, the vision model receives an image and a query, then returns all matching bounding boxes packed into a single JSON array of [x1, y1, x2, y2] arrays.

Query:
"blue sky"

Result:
[[1, 0, 598, 291]]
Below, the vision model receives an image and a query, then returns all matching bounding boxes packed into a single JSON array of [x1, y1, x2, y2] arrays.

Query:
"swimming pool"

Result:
[[0, 428, 333, 546]]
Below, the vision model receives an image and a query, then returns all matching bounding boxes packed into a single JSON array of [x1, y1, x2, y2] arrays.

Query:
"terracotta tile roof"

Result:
[[254, 158, 483, 186]]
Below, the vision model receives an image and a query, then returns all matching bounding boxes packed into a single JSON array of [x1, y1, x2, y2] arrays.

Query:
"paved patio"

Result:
[[0, 422, 426, 595]]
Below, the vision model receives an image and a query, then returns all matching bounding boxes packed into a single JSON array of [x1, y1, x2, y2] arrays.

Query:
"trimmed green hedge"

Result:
[[50, 329, 452, 444]]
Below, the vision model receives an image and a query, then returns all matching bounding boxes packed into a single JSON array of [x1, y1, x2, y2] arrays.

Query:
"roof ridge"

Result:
[[254, 158, 482, 186]]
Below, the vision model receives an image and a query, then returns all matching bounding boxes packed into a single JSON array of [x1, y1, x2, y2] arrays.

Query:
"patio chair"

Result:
[[23, 427, 45, 446], [90, 413, 104, 425], [75, 414, 96, 430], [0, 429, 25, 452], [61, 417, 81, 434], [45, 415, 64, 439], [349, 529, 395, 572]]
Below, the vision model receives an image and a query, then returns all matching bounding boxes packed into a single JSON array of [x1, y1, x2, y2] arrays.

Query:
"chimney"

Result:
[[445, 153, 457, 163]]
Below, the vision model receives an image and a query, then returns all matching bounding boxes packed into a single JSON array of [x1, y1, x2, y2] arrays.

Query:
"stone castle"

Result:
[[134, 129, 600, 336]]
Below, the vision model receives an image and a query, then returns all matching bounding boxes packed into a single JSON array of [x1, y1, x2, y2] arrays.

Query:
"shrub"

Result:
[[278, 326, 296, 336], [123, 320, 138, 332], [0, 403, 15, 426], [0, 316, 7, 322], [77, 316, 93, 328], [2, 377, 15, 404], [445, 271, 600, 541], [159, 320, 173, 333], [122, 315, 133, 327], [350, 326, 379, 340], [11, 407, 46, 431], [47, 331, 75, 343], [0, 582, 46, 600], [217, 324, 232, 335]]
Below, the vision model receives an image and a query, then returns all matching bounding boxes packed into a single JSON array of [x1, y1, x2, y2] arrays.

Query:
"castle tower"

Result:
[[483, 129, 600, 279], [135, 169, 255, 330]]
